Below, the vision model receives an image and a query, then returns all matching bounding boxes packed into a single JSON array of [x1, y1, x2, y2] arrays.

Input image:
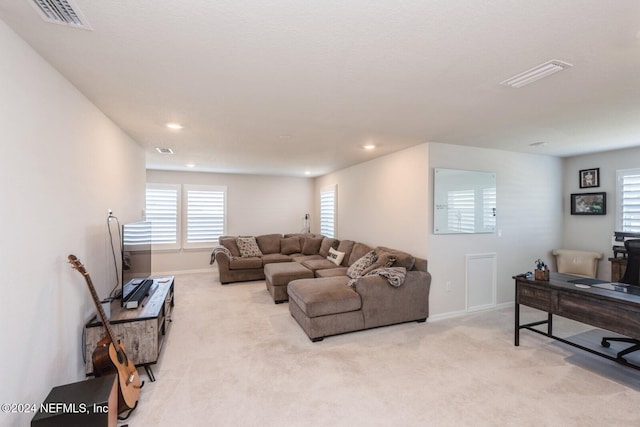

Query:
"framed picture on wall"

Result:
[[579, 168, 600, 188], [570, 192, 606, 215]]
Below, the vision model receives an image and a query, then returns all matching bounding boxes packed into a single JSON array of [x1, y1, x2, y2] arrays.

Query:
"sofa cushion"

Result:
[[261, 253, 293, 264], [281, 237, 301, 255], [348, 243, 374, 266], [315, 267, 349, 278], [294, 254, 324, 263], [301, 258, 340, 274], [347, 250, 378, 279], [301, 237, 323, 255], [229, 257, 262, 270], [219, 237, 241, 257], [237, 236, 263, 257], [335, 240, 355, 267], [288, 277, 361, 318], [327, 247, 345, 266], [256, 234, 282, 255], [319, 237, 339, 257], [375, 246, 415, 270]]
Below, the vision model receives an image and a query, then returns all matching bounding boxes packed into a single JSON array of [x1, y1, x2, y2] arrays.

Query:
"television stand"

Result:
[[84, 277, 174, 382]]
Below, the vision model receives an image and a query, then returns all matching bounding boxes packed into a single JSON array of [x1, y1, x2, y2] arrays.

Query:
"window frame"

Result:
[[320, 184, 337, 238], [616, 168, 640, 233], [145, 183, 181, 251], [182, 184, 227, 250]]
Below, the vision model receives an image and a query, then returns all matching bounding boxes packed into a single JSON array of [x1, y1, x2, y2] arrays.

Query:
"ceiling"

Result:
[[2, 1, 640, 177]]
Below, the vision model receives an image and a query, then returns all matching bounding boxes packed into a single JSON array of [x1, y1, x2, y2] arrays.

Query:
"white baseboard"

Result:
[[428, 301, 514, 322], [153, 267, 216, 276]]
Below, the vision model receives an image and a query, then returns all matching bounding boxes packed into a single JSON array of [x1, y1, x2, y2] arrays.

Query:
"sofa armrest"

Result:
[[212, 246, 232, 270], [354, 270, 431, 329]]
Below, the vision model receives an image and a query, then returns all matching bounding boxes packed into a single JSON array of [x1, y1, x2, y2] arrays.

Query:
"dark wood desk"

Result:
[[514, 272, 640, 370]]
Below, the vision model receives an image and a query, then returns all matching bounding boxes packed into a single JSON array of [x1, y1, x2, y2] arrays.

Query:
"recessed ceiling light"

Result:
[[304, 170, 311, 176], [166, 122, 183, 130], [501, 60, 572, 88], [529, 142, 548, 148], [363, 144, 376, 150], [155, 147, 174, 154], [186, 163, 196, 168]]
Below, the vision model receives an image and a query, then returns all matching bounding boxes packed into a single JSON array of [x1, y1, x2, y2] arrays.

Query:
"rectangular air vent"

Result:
[[501, 60, 572, 88], [155, 147, 174, 155], [31, 0, 92, 30]]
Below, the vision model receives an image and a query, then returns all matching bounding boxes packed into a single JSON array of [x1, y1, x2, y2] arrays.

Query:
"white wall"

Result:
[[428, 143, 564, 317], [314, 144, 430, 257], [315, 142, 563, 319], [562, 146, 640, 280], [146, 170, 314, 273], [0, 21, 145, 427]]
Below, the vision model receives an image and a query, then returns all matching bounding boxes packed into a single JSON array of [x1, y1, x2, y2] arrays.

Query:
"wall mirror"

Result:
[[434, 168, 497, 234]]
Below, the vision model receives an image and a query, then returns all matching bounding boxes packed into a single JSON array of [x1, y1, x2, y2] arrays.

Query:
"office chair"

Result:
[[601, 239, 640, 359]]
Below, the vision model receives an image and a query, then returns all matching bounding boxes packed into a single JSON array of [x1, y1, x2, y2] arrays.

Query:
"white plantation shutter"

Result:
[[146, 184, 179, 247], [185, 186, 226, 247], [320, 185, 336, 238], [617, 169, 640, 233]]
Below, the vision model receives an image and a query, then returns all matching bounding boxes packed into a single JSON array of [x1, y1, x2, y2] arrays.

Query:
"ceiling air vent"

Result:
[[501, 60, 572, 88], [156, 147, 174, 155], [31, 0, 92, 30]]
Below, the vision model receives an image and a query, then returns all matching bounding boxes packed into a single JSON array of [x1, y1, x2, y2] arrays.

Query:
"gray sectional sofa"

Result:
[[211, 233, 431, 341]]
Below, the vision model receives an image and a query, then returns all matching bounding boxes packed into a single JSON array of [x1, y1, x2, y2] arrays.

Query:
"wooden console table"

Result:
[[85, 277, 174, 381], [514, 272, 640, 370]]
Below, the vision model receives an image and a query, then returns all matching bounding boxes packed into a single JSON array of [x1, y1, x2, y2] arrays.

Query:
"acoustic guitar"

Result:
[[68, 254, 141, 415]]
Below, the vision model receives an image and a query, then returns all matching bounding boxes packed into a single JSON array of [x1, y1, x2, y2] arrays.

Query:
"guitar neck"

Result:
[[82, 271, 119, 346]]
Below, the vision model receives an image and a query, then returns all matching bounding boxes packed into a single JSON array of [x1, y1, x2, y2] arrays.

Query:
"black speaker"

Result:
[[31, 375, 117, 427]]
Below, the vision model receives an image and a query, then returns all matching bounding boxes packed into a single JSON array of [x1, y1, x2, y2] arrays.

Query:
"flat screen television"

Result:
[[121, 220, 152, 306]]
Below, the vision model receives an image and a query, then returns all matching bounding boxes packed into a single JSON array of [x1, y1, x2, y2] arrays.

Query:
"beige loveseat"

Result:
[[211, 233, 432, 341]]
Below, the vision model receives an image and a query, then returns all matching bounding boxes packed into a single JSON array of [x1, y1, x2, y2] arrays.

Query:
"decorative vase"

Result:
[[534, 269, 549, 281]]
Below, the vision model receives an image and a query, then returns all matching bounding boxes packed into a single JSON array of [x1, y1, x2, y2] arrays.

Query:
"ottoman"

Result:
[[264, 262, 313, 303]]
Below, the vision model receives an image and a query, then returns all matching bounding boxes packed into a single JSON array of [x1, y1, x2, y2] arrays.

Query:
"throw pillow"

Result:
[[318, 237, 339, 257], [280, 237, 301, 255], [236, 236, 263, 258], [219, 237, 241, 257], [301, 237, 323, 255], [327, 247, 345, 266], [347, 250, 378, 279]]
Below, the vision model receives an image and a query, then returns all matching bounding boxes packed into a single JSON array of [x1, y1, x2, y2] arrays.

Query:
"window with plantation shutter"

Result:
[[617, 168, 640, 233], [320, 185, 336, 238], [145, 184, 180, 248], [184, 185, 226, 248]]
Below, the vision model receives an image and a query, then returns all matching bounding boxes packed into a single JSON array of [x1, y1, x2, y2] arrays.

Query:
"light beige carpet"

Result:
[[125, 271, 640, 426]]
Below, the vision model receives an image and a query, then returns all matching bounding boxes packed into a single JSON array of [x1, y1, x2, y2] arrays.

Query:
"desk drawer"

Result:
[[557, 293, 640, 339], [517, 283, 552, 311]]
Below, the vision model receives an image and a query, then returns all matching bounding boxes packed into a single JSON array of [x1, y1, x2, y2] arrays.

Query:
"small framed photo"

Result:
[[570, 192, 606, 215], [579, 168, 600, 188]]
